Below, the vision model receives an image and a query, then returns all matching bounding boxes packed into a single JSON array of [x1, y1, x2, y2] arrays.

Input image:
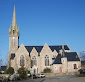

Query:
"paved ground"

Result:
[[11, 75, 85, 82]]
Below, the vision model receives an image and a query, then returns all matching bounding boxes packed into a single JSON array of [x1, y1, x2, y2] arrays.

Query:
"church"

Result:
[[8, 6, 81, 74]]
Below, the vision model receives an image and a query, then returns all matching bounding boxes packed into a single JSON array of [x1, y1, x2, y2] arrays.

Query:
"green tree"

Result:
[[7, 67, 14, 74], [4, 69, 8, 74], [43, 68, 52, 73], [27, 70, 31, 74], [18, 67, 27, 79]]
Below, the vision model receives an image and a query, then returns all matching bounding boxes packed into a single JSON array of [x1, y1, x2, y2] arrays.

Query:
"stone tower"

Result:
[[8, 5, 19, 67], [9, 5, 19, 53]]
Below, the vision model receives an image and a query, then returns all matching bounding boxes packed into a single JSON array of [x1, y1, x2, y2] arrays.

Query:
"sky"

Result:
[[0, 0, 85, 64]]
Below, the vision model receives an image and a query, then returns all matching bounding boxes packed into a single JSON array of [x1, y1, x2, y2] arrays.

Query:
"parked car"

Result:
[[27, 74, 31, 77], [32, 74, 37, 79], [79, 69, 85, 74], [36, 74, 45, 78]]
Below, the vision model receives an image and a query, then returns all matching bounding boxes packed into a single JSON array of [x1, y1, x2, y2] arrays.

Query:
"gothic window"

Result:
[[32, 56, 37, 66], [20, 55, 25, 67], [45, 55, 49, 66]]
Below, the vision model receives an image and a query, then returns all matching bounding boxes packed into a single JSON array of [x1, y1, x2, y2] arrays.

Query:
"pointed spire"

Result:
[[12, 5, 17, 30], [9, 5, 19, 37]]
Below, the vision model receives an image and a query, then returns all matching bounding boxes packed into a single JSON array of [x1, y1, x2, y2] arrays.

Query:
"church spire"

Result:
[[9, 5, 19, 37], [12, 5, 17, 30]]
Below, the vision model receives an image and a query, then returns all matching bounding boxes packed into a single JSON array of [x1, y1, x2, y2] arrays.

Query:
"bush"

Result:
[[43, 68, 52, 73], [4, 67, 14, 74], [77, 74, 85, 77], [4, 69, 8, 74], [27, 70, 31, 74], [7, 67, 14, 74], [18, 67, 27, 79]]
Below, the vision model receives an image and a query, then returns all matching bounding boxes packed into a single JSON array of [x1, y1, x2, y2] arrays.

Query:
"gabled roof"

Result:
[[25, 45, 70, 53], [25, 46, 43, 53], [49, 45, 70, 53], [53, 52, 80, 64], [53, 54, 62, 64], [65, 52, 80, 61]]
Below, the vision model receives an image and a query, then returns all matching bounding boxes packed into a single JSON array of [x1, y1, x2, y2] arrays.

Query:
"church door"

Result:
[[32, 65, 38, 74], [60, 67, 62, 73]]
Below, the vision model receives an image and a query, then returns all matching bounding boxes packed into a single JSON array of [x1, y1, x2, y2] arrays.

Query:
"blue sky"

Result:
[[0, 0, 85, 64]]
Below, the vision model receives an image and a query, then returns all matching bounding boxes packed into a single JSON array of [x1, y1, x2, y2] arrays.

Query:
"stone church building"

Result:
[[8, 6, 81, 74]]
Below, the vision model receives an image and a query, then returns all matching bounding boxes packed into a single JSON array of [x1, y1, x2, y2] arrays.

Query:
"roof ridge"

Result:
[[25, 46, 43, 47], [25, 45, 67, 46], [65, 52, 76, 53]]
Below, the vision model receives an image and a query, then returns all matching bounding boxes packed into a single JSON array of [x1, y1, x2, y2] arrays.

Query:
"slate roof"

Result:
[[53, 54, 62, 64], [25, 46, 43, 53], [25, 45, 70, 53], [65, 52, 80, 61], [53, 52, 80, 64], [49, 45, 70, 53]]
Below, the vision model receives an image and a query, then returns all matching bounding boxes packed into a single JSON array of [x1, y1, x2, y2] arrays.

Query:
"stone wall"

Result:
[[15, 44, 30, 71], [44, 72, 79, 77], [67, 61, 81, 72]]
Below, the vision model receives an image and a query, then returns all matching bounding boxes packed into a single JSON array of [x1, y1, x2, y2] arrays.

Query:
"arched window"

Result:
[[32, 56, 37, 66], [73, 64, 77, 69], [20, 55, 25, 67], [45, 55, 49, 66]]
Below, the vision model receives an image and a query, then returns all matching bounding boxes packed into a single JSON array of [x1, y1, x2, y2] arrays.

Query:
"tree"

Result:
[[7, 67, 14, 74], [43, 68, 52, 73], [18, 67, 27, 79], [27, 70, 31, 74], [4, 69, 8, 74], [4, 67, 14, 74]]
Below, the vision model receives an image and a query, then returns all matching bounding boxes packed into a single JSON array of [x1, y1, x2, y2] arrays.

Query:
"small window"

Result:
[[11, 53, 15, 59], [13, 30, 14, 34], [74, 64, 77, 69]]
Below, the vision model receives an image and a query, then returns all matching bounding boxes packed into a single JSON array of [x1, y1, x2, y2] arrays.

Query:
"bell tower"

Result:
[[9, 5, 19, 53]]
